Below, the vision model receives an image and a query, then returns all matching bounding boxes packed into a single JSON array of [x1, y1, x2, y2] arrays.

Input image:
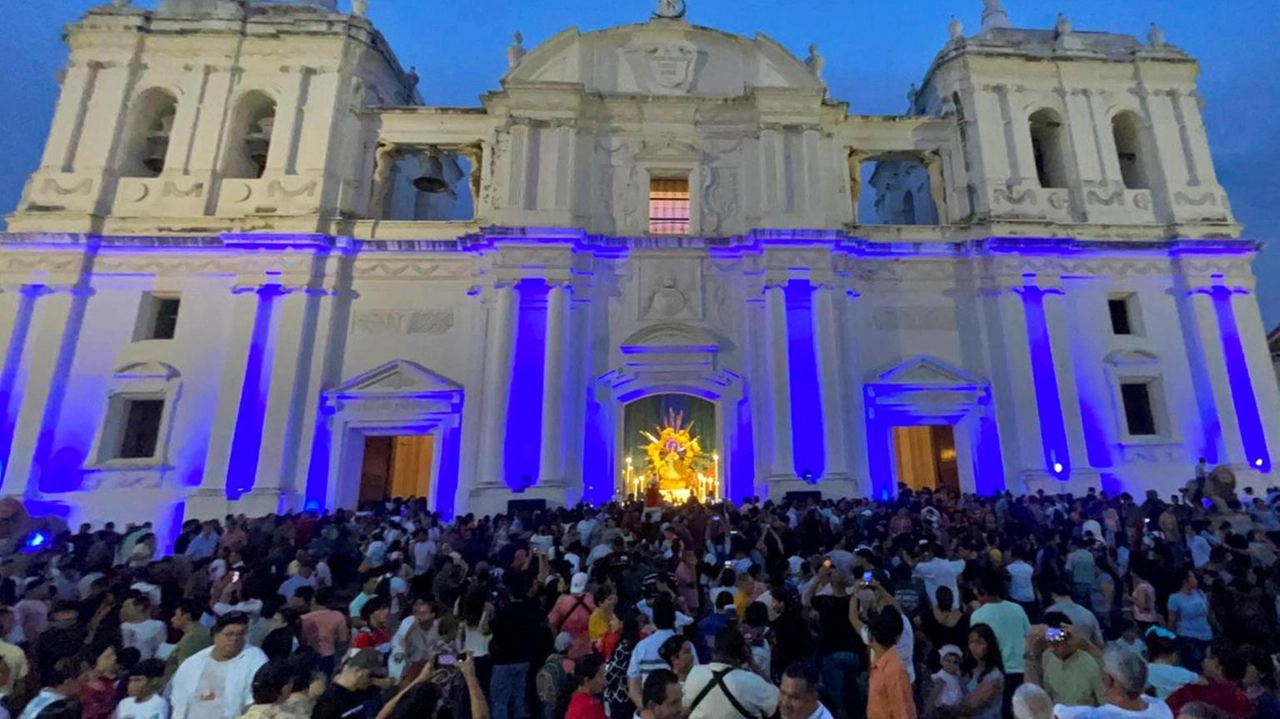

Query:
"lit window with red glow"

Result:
[[648, 177, 690, 235]]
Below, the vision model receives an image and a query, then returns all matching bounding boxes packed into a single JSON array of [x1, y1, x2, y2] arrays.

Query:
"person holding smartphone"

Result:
[[1021, 614, 1106, 708]]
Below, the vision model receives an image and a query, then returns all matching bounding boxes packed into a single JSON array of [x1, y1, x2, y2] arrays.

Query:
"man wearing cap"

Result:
[[168, 613, 268, 719], [313, 650, 384, 719], [549, 573, 596, 660]]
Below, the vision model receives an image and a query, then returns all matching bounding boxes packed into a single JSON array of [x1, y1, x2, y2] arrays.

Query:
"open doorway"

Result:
[[359, 435, 435, 507], [892, 425, 959, 494]]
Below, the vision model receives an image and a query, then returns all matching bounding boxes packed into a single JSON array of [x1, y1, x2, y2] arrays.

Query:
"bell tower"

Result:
[[9, 0, 417, 234], [917, 1, 1239, 238]]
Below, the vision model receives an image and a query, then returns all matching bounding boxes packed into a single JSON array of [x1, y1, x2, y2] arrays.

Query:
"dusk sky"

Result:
[[2, 0, 1277, 324]]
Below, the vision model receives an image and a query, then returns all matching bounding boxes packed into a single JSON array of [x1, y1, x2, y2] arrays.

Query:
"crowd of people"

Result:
[[0, 479, 1279, 719]]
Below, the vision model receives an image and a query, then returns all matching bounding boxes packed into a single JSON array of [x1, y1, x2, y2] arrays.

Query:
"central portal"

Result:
[[359, 435, 436, 507], [622, 394, 720, 503]]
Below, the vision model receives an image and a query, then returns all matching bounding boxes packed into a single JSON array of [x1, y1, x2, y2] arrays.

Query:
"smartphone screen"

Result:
[[862, 571, 873, 584], [1045, 628, 1065, 642], [438, 654, 457, 666]]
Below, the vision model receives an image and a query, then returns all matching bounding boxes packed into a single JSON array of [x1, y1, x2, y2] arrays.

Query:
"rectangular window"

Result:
[[135, 294, 181, 341], [118, 399, 165, 459], [1108, 298, 1133, 335], [648, 177, 690, 235], [1120, 382, 1157, 437]]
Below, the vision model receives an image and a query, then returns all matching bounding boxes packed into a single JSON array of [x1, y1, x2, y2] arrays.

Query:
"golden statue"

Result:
[[640, 409, 711, 499]]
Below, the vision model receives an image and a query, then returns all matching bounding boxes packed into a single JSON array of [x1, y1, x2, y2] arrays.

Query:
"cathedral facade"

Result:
[[2, 0, 1275, 536]]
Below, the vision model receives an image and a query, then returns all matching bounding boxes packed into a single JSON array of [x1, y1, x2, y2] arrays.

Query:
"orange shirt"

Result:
[[868, 647, 916, 719]]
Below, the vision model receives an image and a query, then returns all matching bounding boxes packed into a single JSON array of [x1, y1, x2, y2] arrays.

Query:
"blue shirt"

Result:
[[1168, 590, 1213, 641], [185, 533, 218, 561]]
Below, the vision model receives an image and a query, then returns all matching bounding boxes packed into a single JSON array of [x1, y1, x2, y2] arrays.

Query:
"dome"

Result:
[[503, 19, 824, 98]]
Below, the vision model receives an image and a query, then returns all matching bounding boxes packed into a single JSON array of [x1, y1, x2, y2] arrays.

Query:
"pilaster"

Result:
[[188, 283, 270, 520], [810, 283, 851, 485], [475, 281, 517, 487], [762, 281, 797, 485], [537, 281, 572, 488], [2, 283, 91, 498]]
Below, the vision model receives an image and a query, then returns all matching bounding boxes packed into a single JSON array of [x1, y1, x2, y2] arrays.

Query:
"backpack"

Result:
[[536, 654, 569, 707]]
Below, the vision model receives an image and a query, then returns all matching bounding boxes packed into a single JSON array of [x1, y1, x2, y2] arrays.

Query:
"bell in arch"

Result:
[[413, 151, 450, 193], [244, 115, 275, 177]]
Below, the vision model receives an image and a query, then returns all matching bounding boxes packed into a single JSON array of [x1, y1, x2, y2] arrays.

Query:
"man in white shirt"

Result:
[[168, 613, 267, 719], [411, 530, 436, 574], [121, 593, 168, 661], [683, 629, 779, 719], [778, 660, 833, 719], [912, 546, 965, 608], [629, 597, 682, 706]]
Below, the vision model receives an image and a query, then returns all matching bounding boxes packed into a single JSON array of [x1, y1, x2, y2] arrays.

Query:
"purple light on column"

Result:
[[434, 419, 462, 520], [729, 392, 755, 503], [303, 402, 334, 510], [1021, 286, 1071, 479], [0, 288, 38, 492], [503, 279, 547, 490], [1210, 287, 1272, 472], [784, 281, 825, 481], [225, 288, 279, 499]]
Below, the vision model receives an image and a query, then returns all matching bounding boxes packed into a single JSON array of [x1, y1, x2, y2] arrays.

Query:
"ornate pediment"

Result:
[[634, 136, 704, 164], [875, 355, 980, 386], [333, 359, 463, 395], [114, 361, 180, 381], [1104, 349, 1160, 367], [620, 322, 718, 354]]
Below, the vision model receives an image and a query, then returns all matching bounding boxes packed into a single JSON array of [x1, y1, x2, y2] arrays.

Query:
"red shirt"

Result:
[[351, 626, 392, 651], [566, 692, 608, 719], [1167, 681, 1255, 719]]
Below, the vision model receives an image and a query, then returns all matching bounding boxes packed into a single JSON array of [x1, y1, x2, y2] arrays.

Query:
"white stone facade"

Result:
[[2, 1, 1276, 538]]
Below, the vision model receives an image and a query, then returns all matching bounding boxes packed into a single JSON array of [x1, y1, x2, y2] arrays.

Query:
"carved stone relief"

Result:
[[701, 166, 739, 236], [351, 309, 455, 336], [638, 261, 701, 321], [624, 41, 701, 93]]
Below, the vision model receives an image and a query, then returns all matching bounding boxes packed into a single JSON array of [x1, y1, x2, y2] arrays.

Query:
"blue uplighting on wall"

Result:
[[303, 403, 334, 511], [1210, 287, 1272, 473], [0, 288, 38, 493], [435, 420, 462, 520], [784, 281, 825, 480], [503, 279, 547, 491], [34, 285, 92, 493], [1020, 285, 1071, 479], [581, 398, 611, 505], [730, 391, 755, 502], [225, 288, 278, 499]]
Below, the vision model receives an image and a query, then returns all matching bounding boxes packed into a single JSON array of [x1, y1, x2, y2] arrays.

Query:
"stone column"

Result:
[[187, 285, 267, 520], [1228, 287, 1280, 457], [810, 283, 852, 488], [537, 281, 571, 487], [0, 285, 81, 498], [475, 282, 517, 487], [762, 282, 797, 484], [244, 284, 321, 515], [1184, 287, 1247, 467], [1040, 283, 1095, 490]]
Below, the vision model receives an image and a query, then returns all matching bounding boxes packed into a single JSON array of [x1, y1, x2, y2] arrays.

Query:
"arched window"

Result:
[[1112, 112, 1150, 190], [224, 91, 276, 179], [121, 89, 178, 178], [1029, 108, 1069, 189]]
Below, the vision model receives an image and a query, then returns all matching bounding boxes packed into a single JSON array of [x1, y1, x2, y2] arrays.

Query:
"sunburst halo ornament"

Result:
[[640, 408, 709, 492]]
